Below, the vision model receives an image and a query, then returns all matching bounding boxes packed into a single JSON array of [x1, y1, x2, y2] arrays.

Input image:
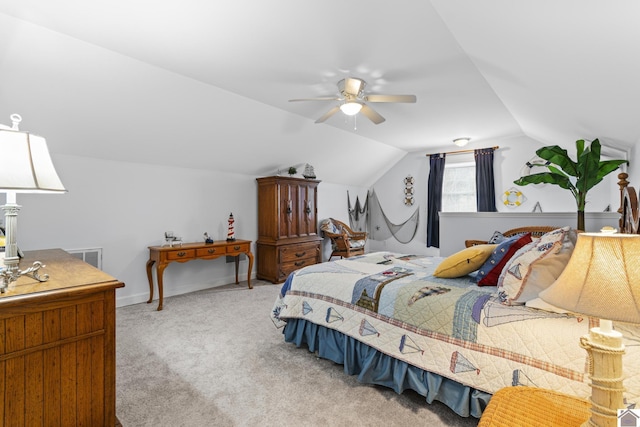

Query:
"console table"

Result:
[[146, 240, 254, 311]]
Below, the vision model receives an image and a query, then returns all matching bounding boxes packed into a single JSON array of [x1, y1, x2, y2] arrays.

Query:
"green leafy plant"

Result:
[[288, 166, 297, 175], [513, 139, 627, 231]]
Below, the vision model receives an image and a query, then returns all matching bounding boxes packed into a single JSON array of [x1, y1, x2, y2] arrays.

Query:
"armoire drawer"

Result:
[[280, 242, 319, 263], [281, 258, 315, 276]]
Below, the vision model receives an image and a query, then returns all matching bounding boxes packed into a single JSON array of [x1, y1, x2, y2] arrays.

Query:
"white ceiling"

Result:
[[1, 0, 639, 186]]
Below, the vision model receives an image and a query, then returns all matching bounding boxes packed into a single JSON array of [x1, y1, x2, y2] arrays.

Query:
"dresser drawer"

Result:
[[281, 258, 315, 277], [196, 246, 223, 257], [166, 249, 196, 260], [226, 242, 250, 254], [280, 243, 319, 263]]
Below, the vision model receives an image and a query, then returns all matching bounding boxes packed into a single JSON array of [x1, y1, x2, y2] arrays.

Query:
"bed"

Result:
[[270, 176, 640, 418]]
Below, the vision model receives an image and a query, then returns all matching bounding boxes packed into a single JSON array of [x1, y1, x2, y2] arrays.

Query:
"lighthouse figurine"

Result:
[[226, 213, 236, 241]]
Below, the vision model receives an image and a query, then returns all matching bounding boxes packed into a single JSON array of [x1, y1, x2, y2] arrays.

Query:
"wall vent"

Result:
[[66, 247, 103, 270]]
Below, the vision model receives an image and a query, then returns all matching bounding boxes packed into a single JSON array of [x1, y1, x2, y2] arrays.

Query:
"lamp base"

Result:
[[0, 260, 50, 292], [580, 324, 625, 427]]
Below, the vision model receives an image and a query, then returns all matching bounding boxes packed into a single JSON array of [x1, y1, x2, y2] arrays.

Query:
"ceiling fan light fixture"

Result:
[[340, 101, 363, 116], [453, 138, 470, 147]]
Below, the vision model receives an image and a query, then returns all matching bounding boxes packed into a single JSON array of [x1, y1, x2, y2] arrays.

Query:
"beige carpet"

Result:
[[115, 281, 479, 426]]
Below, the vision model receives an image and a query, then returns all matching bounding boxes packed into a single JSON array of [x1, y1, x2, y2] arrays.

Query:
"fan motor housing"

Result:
[[338, 78, 366, 98]]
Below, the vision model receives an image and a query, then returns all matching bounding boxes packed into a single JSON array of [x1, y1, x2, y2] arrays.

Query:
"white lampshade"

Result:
[[0, 129, 66, 194], [539, 232, 640, 324], [340, 101, 363, 116]]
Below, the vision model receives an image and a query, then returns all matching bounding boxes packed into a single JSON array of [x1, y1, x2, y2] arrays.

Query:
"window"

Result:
[[441, 162, 476, 212]]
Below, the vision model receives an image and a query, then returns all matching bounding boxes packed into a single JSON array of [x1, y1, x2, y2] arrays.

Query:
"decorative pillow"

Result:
[[525, 297, 571, 314], [475, 233, 533, 286], [320, 219, 340, 235], [349, 240, 366, 248], [487, 230, 507, 244], [434, 244, 497, 278], [497, 227, 575, 305]]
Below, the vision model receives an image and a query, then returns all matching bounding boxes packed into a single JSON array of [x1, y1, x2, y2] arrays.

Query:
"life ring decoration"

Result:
[[502, 187, 526, 208], [520, 156, 551, 176]]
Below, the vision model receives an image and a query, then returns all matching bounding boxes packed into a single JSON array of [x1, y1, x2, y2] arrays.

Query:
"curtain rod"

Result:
[[424, 146, 500, 157]]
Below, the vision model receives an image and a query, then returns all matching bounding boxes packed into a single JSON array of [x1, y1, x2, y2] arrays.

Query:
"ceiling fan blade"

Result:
[[360, 104, 386, 125], [364, 94, 417, 103], [315, 106, 341, 123], [289, 97, 341, 102]]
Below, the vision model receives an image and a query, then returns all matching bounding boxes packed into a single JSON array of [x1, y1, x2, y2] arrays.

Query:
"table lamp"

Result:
[[0, 114, 67, 292], [539, 230, 640, 427]]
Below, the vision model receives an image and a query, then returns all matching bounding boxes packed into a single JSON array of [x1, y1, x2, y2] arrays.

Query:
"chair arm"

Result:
[[349, 231, 367, 240], [323, 231, 345, 239]]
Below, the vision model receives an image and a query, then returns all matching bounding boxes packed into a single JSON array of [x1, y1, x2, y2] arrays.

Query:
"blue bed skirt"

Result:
[[283, 318, 490, 418]]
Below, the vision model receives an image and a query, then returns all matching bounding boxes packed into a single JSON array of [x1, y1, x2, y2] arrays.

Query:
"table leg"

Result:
[[235, 255, 240, 284], [246, 251, 254, 289], [146, 259, 155, 303], [156, 263, 168, 311]]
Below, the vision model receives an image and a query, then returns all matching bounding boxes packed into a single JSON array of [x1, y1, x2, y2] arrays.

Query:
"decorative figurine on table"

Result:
[[226, 213, 236, 241], [203, 232, 214, 244], [163, 231, 183, 247]]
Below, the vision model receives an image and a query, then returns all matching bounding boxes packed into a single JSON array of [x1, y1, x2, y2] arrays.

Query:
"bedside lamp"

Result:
[[539, 230, 640, 427], [0, 114, 67, 292]]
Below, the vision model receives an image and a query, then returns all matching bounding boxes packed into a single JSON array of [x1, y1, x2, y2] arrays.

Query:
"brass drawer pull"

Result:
[[177, 252, 187, 257], [294, 260, 306, 267], [208, 249, 216, 254], [234, 245, 241, 251], [295, 251, 306, 257]]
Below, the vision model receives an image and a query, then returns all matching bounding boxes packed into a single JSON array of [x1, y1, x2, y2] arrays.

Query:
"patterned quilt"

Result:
[[271, 252, 640, 406]]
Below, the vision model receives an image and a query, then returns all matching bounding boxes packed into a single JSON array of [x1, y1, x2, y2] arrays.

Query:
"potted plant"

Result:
[[513, 138, 627, 231]]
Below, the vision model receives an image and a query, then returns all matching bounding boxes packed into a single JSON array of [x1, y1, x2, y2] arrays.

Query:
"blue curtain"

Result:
[[427, 153, 446, 248], [475, 148, 497, 212]]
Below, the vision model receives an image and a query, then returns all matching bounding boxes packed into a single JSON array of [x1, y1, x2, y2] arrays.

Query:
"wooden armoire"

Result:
[[256, 176, 321, 283]]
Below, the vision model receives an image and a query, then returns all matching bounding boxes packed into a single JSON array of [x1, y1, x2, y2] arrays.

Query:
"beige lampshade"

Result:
[[539, 232, 640, 324], [0, 129, 66, 193]]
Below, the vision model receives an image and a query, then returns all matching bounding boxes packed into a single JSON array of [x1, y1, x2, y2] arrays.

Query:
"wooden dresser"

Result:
[[256, 176, 322, 283], [0, 249, 124, 426]]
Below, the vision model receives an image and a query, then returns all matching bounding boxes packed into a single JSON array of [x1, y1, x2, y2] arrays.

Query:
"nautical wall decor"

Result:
[[404, 175, 415, 206]]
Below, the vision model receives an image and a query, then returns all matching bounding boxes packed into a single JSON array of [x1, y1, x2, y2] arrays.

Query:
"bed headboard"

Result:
[[618, 172, 639, 234]]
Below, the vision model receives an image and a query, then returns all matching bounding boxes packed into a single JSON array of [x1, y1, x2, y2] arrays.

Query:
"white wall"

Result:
[[439, 212, 621, 257], [369, 134, 625, 254], [12, 154, 367, 307]]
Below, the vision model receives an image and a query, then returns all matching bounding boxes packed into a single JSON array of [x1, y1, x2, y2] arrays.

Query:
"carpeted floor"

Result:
[[115, 281, 479, 426]]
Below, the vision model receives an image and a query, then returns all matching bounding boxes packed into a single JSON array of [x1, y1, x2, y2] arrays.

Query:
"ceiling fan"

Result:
[[289, 77, 417, 125]]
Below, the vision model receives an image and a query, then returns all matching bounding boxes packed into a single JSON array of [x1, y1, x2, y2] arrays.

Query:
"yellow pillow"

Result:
[[434, 244, 498, 278]]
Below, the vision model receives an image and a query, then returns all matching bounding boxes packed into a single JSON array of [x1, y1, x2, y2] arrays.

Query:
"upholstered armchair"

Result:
[[319, 218, 367, 259]]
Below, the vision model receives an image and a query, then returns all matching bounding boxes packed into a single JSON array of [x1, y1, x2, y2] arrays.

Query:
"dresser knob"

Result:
[[295, 251, 306, 257], [177, 252, 186, 257], [294, 260, 306, 267], [234, 245, 241, 251], [208, 249, 216, 254]]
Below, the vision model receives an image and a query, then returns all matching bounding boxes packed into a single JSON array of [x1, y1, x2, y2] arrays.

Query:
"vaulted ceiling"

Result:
[[1, 1, 638, 187]]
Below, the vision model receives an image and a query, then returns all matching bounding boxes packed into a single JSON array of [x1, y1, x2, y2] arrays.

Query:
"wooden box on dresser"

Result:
[[0, 249, 124, 426], [256, 176, 322, 283]]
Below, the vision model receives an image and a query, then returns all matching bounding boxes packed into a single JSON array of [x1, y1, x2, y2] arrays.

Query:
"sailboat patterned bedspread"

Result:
[[271, 252, 640, 406]]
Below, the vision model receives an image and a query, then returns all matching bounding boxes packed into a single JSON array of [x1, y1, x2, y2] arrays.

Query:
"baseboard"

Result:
[[115, 273, 255, 308]]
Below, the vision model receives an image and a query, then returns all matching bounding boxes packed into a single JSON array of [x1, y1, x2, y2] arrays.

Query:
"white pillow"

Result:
[[525, 297, 571, 314], [497, 227, 575, 305]]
